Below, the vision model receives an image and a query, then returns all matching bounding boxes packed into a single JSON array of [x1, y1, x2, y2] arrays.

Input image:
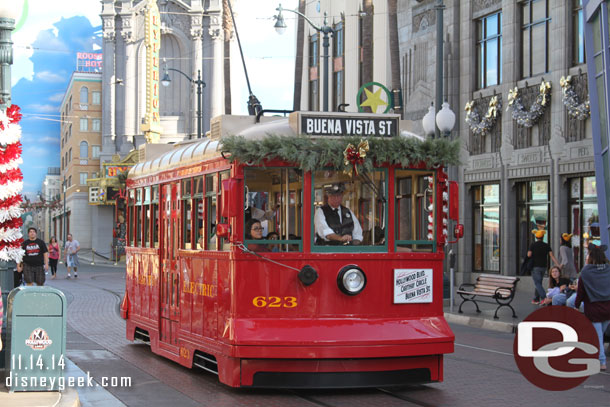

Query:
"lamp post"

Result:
[[0, 4, 19, 109], [274, 3, 333, 112], [435, 0, 446, 139], [161, 65, 206, 139], [62, 176, 66, 248]]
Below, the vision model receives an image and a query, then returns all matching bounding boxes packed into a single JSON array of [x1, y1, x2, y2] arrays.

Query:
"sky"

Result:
[[10, 0, 299, 200]]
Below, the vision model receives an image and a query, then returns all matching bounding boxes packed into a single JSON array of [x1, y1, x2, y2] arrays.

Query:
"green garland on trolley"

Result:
[[220, 134, 461, 173]]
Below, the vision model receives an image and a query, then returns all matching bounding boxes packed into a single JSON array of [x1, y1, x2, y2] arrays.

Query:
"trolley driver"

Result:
[[314, 182, 363, 245]]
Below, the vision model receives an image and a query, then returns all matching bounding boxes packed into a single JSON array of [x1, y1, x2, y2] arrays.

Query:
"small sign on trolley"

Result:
[[394, 269, 433, 303]]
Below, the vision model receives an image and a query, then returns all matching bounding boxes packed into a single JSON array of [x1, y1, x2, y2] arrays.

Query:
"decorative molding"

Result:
[[464, 169, 501, 183], [190, 15, 203, 40], [568, 146, 592, 160], [507, 164, 550, 179], [558, 159, 595, 175], [103, 31, 116, 42], [413, 9, 435, 33], [208, 27, 223, 41], [473, 0, 502, 14], [470, 156, 495, 171]]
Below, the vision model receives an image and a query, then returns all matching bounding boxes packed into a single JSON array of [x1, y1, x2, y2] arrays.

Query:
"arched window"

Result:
[[80, 141, 88, 158], [80, 86, 89, 104]]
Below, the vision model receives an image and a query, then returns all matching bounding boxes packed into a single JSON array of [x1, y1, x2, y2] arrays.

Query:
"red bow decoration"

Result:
[[343, 140, 369, 176]]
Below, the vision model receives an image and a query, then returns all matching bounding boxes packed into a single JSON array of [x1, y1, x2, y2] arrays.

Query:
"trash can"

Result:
[[4, 286, 67, 391]]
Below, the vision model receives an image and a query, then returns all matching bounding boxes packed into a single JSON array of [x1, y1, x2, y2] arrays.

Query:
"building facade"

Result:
[[41, 167, 61, 241], [296, 0, 597, 280], [99, 0, 230, 161], [294, 0, 395, 113], [55, 72, 103, 249]]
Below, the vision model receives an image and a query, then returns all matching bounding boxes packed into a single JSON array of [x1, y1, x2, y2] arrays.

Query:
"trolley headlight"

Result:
[[337, 265, 366, 295]]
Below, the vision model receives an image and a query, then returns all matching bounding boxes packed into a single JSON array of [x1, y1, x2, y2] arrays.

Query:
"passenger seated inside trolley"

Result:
[[245, 218, 271, 252]]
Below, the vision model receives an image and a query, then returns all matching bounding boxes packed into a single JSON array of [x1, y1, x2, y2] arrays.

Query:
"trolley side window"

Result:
[[152, 185, 159, 248], [143, 187, 151, 247], [312, 169, 387, 251], [181, 178, 192, 249], [135, 188, 143, 247], [128, 189, 135, 246], [395, 170, 435, 252], [193, 176, 204, 249], [244, 168, 303, 252], [206, 173, 218, 250], [219, 171, 231, 251]]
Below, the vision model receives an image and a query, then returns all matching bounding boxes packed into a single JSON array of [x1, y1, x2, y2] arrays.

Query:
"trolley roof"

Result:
[[129, 112, 426, 179]]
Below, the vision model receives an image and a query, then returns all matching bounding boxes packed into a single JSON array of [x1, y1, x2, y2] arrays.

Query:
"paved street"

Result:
[[42, 263, 610, 407]]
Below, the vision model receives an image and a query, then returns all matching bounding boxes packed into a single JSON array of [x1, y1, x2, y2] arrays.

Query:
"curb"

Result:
[[444, 312, 517, 334], [59, 387, 81, 407]]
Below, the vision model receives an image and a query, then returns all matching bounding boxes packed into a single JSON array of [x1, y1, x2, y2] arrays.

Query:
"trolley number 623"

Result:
[[252, 296, 297, 308]]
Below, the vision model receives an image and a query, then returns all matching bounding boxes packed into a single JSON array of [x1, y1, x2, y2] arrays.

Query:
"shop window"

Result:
[[517, 180, 550, 274], [569, 176, 600, 270], [473, 184, 501, 272]]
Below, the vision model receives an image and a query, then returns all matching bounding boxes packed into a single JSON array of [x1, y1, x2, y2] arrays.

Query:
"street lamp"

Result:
[[0, 3, 20, 109], [436, 102, 456, 135], [274, 3, 333, 112], [62, 176, 66, 249], [161, 64, 206, 139], [422, 104, 436, 138]]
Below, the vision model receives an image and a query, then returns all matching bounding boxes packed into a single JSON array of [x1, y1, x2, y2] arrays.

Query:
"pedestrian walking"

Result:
[[527, 229, 561, 305], [17, 227, 49, 286], [574, 243, 610, 371], [559, 232, 578, 279], [48, 236, 60, 279], [64, 233, 80, 279]]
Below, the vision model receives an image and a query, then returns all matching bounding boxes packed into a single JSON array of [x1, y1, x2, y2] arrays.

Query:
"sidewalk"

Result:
[[63, 249, 125, 268], [444, 275, 549, 333]]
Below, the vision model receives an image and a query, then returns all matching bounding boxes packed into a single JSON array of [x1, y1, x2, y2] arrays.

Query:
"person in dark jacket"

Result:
[[314, 182, 363, 245], [575, 244, 610, 371], [527, 229, 561, 305]]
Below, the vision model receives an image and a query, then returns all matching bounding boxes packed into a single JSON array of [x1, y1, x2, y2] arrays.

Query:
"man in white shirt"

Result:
[[64, 234, 80, 279], [314, 183, 363, 245]]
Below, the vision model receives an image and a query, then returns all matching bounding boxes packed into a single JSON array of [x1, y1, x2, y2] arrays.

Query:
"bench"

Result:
[[456, 274, 520, 319]]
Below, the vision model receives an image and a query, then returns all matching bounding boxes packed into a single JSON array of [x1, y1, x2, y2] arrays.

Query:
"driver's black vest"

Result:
[[316, 204, 354, 245]]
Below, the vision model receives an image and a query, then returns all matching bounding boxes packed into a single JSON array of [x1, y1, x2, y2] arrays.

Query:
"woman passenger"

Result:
[[245, 219, 270, 252]]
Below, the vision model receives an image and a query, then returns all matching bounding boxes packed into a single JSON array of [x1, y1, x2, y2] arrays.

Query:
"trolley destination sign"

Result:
[[296, 112, 399, 137]]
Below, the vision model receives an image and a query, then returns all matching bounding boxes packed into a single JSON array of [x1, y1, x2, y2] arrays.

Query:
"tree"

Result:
[[293, 0, 306, 111]]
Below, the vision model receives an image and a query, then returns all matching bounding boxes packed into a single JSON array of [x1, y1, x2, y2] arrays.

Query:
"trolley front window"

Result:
[[312, 169, 387, 252], [244, 168, 303, 252], [395, 170, 435, 252]]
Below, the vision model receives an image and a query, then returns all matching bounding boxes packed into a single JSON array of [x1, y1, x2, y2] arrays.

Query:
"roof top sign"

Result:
[[294, 112, 399, 137]]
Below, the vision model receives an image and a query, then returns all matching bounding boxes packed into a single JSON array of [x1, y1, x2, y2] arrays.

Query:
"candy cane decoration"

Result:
[[0, 105, 25, 262]]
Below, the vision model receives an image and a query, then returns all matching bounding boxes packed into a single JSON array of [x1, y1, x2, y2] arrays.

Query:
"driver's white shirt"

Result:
[[314, 206, 363, 242]]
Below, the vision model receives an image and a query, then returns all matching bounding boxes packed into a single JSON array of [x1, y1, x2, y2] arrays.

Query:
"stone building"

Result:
[[99, 0, 230, 160], [295, 0, 596, 279], [55, 71, 103, 249]]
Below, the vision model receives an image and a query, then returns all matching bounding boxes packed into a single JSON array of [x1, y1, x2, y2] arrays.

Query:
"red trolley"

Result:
[[122, 111, 463, 388]]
